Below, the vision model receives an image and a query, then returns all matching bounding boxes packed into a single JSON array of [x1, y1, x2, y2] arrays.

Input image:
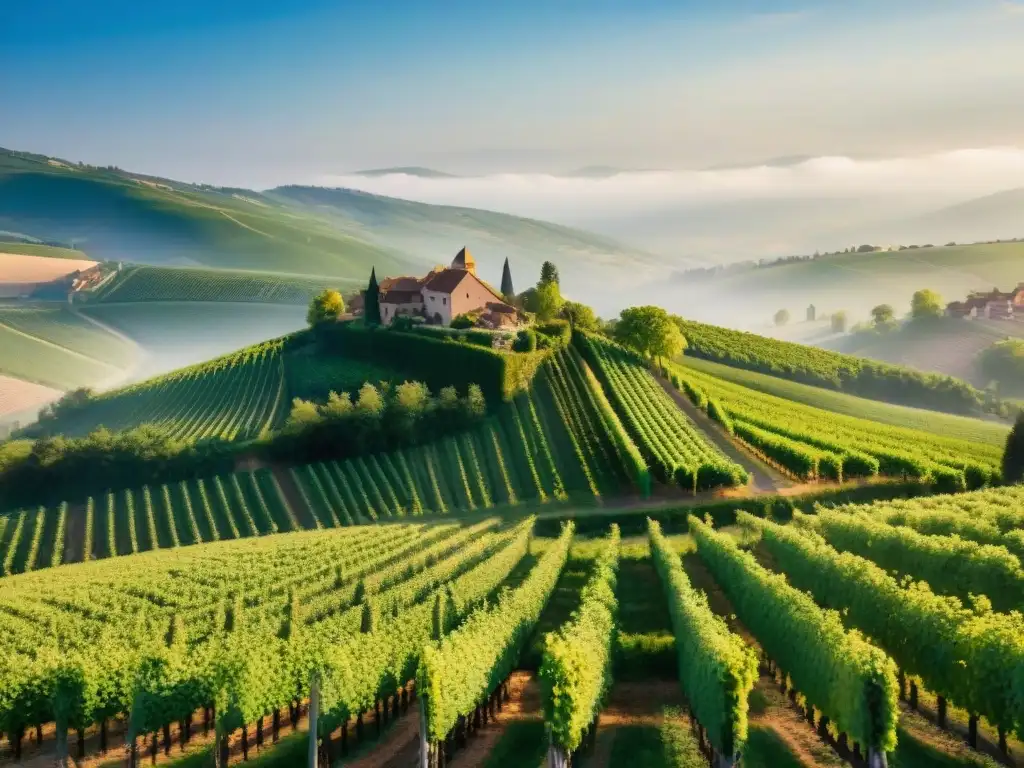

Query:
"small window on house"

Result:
[[430, 296, 435, 302], [466, 292, 469, 298], [443, 297, 447, 305]]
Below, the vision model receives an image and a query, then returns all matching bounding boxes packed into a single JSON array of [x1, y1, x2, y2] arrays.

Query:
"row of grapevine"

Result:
[[670, 361, 1001, 490], [795, 509, 1024, 613], [45, 338, 288, 440], [690, 515, 900, 760], [540, 525, 621, 757], [648, 519, 758, 761], [96, 265, 335, 305], [577, 333, 747, 491], [741, 513, 1024, 744], [825, 486, 1024, 560], [675, 318, 985, 415], [314, 521, 536, 753], [0, 517, 528, 760], [418, 522, 574, 758]]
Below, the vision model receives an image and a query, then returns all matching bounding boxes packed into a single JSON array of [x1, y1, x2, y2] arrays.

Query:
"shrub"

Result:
[[513, 329, 538, 353]]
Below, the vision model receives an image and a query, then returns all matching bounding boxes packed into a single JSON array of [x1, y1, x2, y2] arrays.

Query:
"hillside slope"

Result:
[[657, 241, 1024, 328]]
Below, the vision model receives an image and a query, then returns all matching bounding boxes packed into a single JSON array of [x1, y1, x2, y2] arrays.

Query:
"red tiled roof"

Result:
[[422, 268, 473, 294], [379, 276, 423, 292]]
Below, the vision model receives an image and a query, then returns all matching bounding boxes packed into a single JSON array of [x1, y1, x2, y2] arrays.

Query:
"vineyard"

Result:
[[35, 338, 289, 440], [0, 318, 124, 391], [0, 305, 139, 369], [0, 348, 629, 574], [2, 482, 1021, 767], [94, 265, 348, 305], [578, 333, 747, 492], [668, 360, 1003, 490], [676, 318, 987, 416]]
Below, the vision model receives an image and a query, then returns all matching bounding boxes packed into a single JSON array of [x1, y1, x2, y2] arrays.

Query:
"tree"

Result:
[[1003, 411, 1024, 484], [871, 304, 895, 327], [364, 268, 381, 326], [911, 289, 944, 319], [540, 261, 560, 286], [500, 258, 515, 300], [306, 289, 345, 327], [533, 281, 563, 321], [615, 306, 686, 360], [831, 311, 848, 333], [450, 313, 476, 329], [774, 309, 790, 326], [559, 300, 598, 331], [979, 340, 1024, 391]]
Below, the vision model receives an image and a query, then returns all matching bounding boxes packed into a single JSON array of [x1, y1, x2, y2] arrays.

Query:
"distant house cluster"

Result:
[[354, 248, 525, 330], [946, 283, 1024, 321]]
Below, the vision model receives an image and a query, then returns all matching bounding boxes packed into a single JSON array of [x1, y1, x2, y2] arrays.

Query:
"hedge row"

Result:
[[320, 323, 547, 403]]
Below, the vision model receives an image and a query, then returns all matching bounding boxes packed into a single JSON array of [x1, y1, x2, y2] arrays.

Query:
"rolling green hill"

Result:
[[92, 264, 350, 304], [0, 147, 655, 297], [664, 241, 1024, 328]]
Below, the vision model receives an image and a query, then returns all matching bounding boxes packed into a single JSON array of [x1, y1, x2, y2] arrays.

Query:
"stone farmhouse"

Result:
[[375, 248, 524, 329], [946, 283, 1024, 321]]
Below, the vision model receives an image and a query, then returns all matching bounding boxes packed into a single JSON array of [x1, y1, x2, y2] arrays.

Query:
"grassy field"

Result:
[[0, 241, 91, 259], [0, 304, 139, 368], [0, 322, 120, 390], [679, 356, 1009, 447]]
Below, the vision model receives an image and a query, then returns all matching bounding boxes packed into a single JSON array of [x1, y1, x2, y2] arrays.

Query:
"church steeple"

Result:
[[451, 246, 476, 276]]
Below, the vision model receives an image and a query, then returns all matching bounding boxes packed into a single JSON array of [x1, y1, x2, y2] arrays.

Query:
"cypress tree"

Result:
[[364, 268, 381, 326], [500, 257, 515, 301], [1004, 411, 1024, 484], [539, 261, 559, 287]]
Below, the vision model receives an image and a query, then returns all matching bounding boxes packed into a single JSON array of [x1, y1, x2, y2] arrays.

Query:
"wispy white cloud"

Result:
[[315, 147, 1024, 223]]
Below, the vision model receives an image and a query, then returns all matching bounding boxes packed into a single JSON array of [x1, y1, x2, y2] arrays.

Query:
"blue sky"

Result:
[[3, 0, 1023, 186]]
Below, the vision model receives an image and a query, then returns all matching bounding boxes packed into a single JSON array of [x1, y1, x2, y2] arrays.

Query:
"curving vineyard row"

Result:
[[44, 339, 289, 440], [691, 515, 900, 760], [795, 509, 1024, 613], [826, 486, 1024, 560], [95, 265, 339, 305], [676, 318, 986, 415], [577, 334, 747, 491], [649, 519, 758, 760], [0, 516, 537, 761], [741, 512, 1024, 743], [670, 361, 1002, 490], [0, 353, 611, 575], [540, 524, 621, 756]]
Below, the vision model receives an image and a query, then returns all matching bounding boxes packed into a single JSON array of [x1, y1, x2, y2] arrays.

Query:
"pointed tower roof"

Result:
[[451, 247, 476, 275]]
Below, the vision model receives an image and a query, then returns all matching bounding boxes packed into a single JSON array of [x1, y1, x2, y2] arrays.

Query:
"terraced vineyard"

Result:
[[578, 333, 747, 492], [669, 360, 1003, 490], [34, 338, 289, 440], [94, 264, 349, 304], [0, 349, 627, 574]]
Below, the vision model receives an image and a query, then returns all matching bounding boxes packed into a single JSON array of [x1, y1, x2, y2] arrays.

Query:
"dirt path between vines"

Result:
[[447, 671, 542, 768], [655, 373, 791, 494], [583, 681, 692, 768]]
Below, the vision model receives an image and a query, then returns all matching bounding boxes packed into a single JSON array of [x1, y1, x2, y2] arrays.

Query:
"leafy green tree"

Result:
[[500, 257, 515, 300], [871, 304, 895, 327], [774, 309, 790, 326], [1005, 411, 1024, 484], [450, 313, 475, 329], [831, 311, 848, 333], [533, 281, 563, 321], [911, 289, 944, 319], [286, 398, 321, 429], [540, 261, 560, 286], [306, 289, 345, 327], [355, 383, 384, 414], [364, 268, 381, 326], [979, 340, 1024, 391], [615, 306, 686, 360], [559, 300, 598, 331]]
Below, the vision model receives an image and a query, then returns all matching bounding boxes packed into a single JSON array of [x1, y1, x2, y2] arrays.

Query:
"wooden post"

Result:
[[937, 696, 947, 728], [998, 725, 1008, 756], [241, 723, 249, 761], [308, 675, 320, 768], [341, 722, 348, 756], [868, 747, 889, 768], [163, 723, 172, 755], [78, 727, 86, 759], [968, 715, 978, 748], [100, 718, 109, 753], [256, 717, 264, 749], [273, 709, 280, 742], [419, 696, 430, 768], [547, 729, 569, 768], [909, 680, 918, 710]]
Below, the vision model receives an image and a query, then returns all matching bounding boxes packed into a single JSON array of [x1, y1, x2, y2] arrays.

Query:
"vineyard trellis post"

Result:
[[307, 672, 320, 768], [418, 694, 430, 768], [546, 724, 569, 768]]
